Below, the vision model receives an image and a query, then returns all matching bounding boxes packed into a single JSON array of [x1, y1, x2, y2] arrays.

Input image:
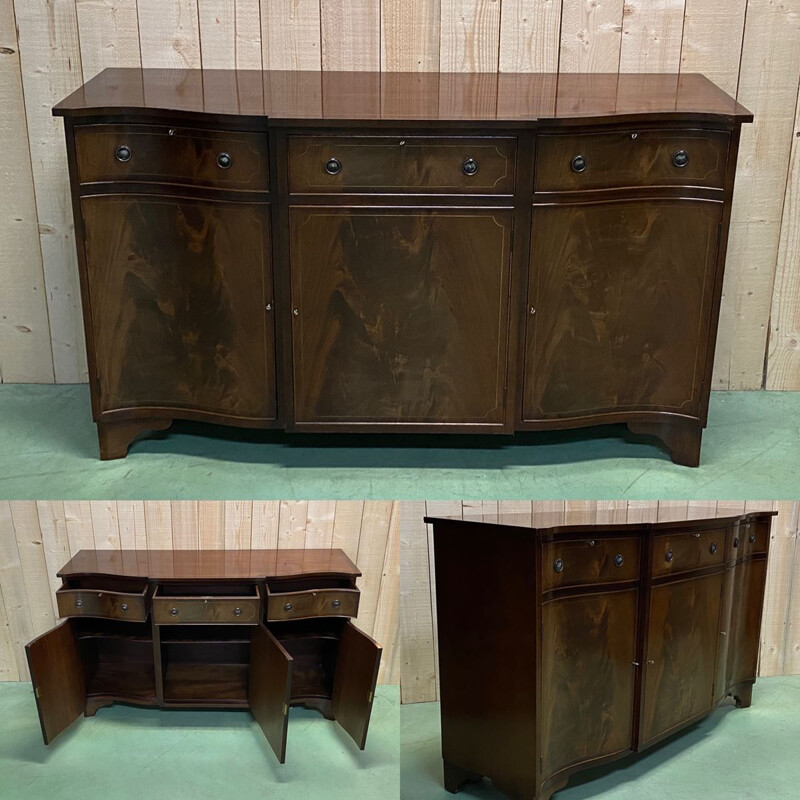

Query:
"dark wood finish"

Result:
[[56, 584, 149, 622], [534, 129, 729, 192], [25, 549, 380, 764], [289, 206, 512, 429], [54, 69, 752, 463], [266, 587, 360, 621], [75, 124, 269, 190], [25, 621, 86, 745], [331, 621, 382, 749], [288, 135, 515, 193], [249, 623, 292, 763], [428, 511, 775, 800]]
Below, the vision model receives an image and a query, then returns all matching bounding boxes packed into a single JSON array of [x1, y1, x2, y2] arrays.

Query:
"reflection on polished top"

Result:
[[54, 69, 753, 123], [425, 509, 776, 533], [58, 549, 360, 580]]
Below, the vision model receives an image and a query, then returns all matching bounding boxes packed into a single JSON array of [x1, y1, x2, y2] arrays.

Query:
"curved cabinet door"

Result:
[[726, 557, 767, 689], [81, 194, 276, 422], [640, 571, 723, 747], [523, 198, 722, 422], [289, 206, 512, 429], [540, 588, 639, 779]]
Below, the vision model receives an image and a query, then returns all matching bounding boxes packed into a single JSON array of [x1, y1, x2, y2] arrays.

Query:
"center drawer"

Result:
[[74, 124, 270, 191], [650, 529, 727, 578], [266, 586, 360, 621], [288, 135, 516, 194], [152, 583, 262, 624], [56, 578, 150, 622], [542, 536, 641, 592]]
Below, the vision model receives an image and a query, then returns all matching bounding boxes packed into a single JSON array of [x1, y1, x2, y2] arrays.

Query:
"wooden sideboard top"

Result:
[[54, 69, 752, 124], [425, 509, 776, 534], [57, 548, 360, 580]]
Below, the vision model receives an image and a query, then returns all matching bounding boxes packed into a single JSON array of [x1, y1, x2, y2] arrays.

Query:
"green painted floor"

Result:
[[1, 385, 799, 499], [401, 676, 800, 799], [0, 683, 398, 800]]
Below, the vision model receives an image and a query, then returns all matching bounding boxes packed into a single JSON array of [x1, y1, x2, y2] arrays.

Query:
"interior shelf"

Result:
[[82, 637, 156, 700]]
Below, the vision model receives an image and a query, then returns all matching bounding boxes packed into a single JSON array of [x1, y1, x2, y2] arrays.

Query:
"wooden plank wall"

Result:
[[1, 1, 799, 389], [400, 500, 800, 703], [0, 500, 400, 684]]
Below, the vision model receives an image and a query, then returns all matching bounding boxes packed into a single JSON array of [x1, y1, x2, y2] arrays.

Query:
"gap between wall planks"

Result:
[[1, 1, 799, 389], [399, 500, 800, 704], [0, 500, 399, 685]]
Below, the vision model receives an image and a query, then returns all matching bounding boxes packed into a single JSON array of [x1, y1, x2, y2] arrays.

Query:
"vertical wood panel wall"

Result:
[[0, 1, 799, 390], [400, 500, 800, 703], [0, 500, 400, 685]]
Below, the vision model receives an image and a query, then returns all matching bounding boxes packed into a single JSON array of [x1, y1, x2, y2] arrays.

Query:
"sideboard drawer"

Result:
[[651, 529, 726, 578], [74, 124, 269, 190], [266, 587, 360, 621], [288, 135, 516, 193], [542, 536, 640, 591], [534, 129, 729, 192], [152, 584, 262, 624], [56, 583, 149, 622]]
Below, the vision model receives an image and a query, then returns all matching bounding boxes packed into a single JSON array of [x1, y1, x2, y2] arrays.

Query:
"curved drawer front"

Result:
[[267, 588, 360, 621], [737, 519, 768, 557], [288, 135, 516, 193], [651, 529, 727, 578], [152, 589, 261, 624], [542, 537, 640, 592], [535, 129, 729, 192], [75, 124, 269, 190], [56, 586, 149, 622]]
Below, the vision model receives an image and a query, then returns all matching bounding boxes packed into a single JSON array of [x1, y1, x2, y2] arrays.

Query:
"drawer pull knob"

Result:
[[331, 599, 341, 608], [733, 537, 740, 548], [283, 603, 293, 612], [120, 603, 128, 612], [325, 157, 342, 175], [292, 308, 299, 317], [571, 155, 587, 173], [170, 607, 178, 616], [749, 532, 756, 544], [614, 554, 624, 567], [692, 533, 701, 538], [553, 558, 564, 573], [115, 145, 131, 162], [462, 158, 479, 176], [217, 152, 232, 169], [672, 150, 689, 168], [709, 542, 718, 555], [665, 549, 674, 562], [587, 539, 596, 547], [233, 607, 242, 617], [75, 599, 83, 608]]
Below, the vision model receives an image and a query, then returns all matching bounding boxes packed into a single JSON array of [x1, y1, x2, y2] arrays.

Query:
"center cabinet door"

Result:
[[249, 624, 293, 763], [81, 194, 276, 421], [640, 571, 723, 747], [524, 198, 723, 421], [289, 207, 513, 429], [540, 588, 639, 779]]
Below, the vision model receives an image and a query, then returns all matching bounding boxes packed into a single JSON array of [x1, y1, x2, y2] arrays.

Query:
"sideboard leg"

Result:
[[627, 419, 702, 467], [443, 760, 483, 794], [732, 681, 754, 708], [97, 418, 172, 460], [296, 697, 335, 719], [84, 697, 114, 717]]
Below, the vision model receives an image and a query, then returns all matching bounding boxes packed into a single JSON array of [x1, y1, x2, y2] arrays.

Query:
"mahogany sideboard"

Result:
[[25, 549, 381, 763], [53, 70, 753, 465], [428, 509, 775, 800]]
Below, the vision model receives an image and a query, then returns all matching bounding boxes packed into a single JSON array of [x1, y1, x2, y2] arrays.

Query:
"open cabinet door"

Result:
[[25, 620, 86, 745], [249, 623, 293, 763], [332, 621, 382, 749]]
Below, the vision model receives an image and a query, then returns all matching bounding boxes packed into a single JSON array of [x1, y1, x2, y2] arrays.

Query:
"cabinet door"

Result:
[[640, 572, 723, 746], [249, 623, 292, 763], [25, 620, 86, 745], [331, 621, 382, 749], [524, 199, 722, 421], [290, 207, 512, 428], [726, 558, 767, 689], [541, 589, 639, 778], [82, 194, 276, 421]]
